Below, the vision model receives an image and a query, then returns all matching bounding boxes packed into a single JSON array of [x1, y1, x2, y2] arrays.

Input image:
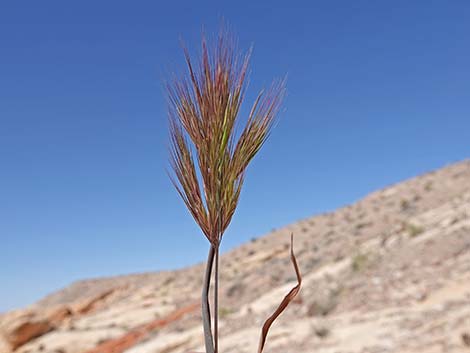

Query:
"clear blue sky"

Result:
[[1, 1, 469, 312]]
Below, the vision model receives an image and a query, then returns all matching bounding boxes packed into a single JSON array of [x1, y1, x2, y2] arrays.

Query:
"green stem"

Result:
[[214, 245, 220, 353], [202, 245, 215, 353]]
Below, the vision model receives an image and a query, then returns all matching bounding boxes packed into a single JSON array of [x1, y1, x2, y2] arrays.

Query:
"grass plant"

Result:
[[167, 28, 301, 353]]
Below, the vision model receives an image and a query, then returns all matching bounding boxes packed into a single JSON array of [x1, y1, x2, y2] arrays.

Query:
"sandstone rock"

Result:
[[1, 160, 469, 353], [84, 303, 198, 353], [72, 289, 115, 315], [0, 306, 73, 352], [47, 307, 72, 325], [6, 320, 53, 350], [0, 334, 11, 353], [462, 332, 470, 347]]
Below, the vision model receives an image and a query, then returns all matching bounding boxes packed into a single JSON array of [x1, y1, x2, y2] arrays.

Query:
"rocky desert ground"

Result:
[[1, 159, 469, 353]]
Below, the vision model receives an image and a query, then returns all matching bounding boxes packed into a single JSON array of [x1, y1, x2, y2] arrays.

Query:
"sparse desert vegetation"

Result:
[[0, 160, 469, 353]]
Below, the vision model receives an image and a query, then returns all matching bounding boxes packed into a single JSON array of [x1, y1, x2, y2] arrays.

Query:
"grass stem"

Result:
[[202, 245, 215, 353]]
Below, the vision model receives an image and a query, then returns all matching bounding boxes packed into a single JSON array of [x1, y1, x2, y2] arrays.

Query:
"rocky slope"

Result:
[[1, 160, 469, 353]]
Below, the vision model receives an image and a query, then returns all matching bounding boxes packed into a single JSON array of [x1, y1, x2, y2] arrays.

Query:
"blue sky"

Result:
[[1, 1, 469, 312]]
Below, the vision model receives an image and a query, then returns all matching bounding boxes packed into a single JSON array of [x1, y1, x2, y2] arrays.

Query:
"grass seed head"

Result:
[[167, 30, 284, 246]]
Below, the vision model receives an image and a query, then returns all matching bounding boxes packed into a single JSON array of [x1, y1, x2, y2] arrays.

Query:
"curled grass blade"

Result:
[[257, 234, 302, 353]]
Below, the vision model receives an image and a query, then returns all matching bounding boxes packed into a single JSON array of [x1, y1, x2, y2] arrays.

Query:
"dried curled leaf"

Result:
[[257, 234, 302, 353]]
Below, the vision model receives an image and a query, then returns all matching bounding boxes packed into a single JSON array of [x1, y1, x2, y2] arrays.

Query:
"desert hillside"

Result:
[[1, 160, 469, 353]]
